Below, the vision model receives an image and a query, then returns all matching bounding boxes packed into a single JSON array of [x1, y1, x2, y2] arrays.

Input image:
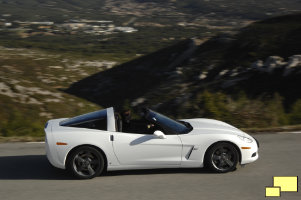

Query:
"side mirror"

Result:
[[153, 130, 166, 139]]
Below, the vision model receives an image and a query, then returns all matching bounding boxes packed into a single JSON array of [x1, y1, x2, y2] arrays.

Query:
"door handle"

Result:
[[110, 135, 114, 141]]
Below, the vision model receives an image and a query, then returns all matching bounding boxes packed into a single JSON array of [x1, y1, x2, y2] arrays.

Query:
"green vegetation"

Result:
[[0, 0, 106, 22], [167, 91, 294, 128], [0, 109, 42, 137], [290, 100, 301, 125], [1, 0, 300, 22], [0, 47, 102, 137], [0, 26, 207, 61], [0, 92, 100, 137]]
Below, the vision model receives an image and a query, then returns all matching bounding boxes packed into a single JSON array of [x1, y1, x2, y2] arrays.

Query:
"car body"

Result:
[[45, 107, 259, 179]]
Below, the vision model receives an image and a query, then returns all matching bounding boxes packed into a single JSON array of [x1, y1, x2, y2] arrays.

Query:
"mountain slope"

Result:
[[1, 0, 301, 22], [190, 14, 301, 104], [0, 0, 105, 21], [65, 14, 301, 127], [65, 39, 196, 108], [0, 47, 104, 137]]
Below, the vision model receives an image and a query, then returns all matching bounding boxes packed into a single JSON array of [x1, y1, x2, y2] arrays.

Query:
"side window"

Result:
[[71, 118, 107, 131], [94, 118, 107, 130], [60, 109, 108, 131], [122, 119, 159, 135]]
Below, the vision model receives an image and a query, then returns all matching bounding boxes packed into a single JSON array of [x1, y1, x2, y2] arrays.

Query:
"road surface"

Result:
[[0, 133, 300, 200]]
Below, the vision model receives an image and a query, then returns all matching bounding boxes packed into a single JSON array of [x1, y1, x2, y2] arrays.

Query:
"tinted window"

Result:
[[69, 118, 107, 130], [145, 109, 192, 135], [60, 109, 107, 131]]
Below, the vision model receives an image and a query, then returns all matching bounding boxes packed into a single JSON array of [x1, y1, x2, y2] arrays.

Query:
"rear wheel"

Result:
[[67, 146, 105, 179], [205, 142, 239, 173]]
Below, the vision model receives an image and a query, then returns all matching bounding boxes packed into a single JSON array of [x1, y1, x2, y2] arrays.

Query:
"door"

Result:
[[112, 132, 182, 166]]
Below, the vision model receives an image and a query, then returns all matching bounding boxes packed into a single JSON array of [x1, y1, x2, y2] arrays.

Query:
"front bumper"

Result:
[[240, 136, 259, 165]]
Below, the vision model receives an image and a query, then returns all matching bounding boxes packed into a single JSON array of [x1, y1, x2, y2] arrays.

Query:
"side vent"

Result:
[[185, 146, 194, 159]]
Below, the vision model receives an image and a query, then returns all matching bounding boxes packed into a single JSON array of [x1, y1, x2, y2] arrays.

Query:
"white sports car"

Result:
[[45, 107, 259, 179]]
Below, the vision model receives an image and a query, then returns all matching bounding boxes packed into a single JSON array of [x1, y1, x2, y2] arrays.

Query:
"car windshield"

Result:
[[60, 109, 107, 126], [145, 109, 192, 135]]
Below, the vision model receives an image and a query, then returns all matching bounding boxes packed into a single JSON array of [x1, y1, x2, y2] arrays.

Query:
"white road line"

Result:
[[276, 131, 301, 134], [26, 142, 45, 144]]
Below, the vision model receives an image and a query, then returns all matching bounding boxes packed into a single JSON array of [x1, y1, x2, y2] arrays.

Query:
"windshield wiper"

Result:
[[179, 121, 192, 129], [185, 122, 193, 130]]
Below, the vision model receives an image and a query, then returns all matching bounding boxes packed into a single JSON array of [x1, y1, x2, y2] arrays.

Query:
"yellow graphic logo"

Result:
[[265, 176, 298, 197]]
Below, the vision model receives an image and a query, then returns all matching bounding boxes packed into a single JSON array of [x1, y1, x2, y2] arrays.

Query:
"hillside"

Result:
[[0, 47, 104, 137], [1, 0, 300, 21], [1, 3, 301, 138], [65, 39, 196, 107], [190, 14, 301, 103], [1, 0, 300, 60], [65, 14, 301, 128]]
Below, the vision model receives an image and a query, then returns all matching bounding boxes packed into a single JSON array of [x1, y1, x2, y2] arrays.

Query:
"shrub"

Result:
[[289, 99, 301, 124]]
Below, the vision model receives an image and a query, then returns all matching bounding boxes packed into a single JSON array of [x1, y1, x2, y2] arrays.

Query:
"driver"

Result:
[[121, 109, 132, 132]]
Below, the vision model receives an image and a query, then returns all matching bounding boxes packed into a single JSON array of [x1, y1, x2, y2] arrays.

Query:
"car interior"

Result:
[[114, 109, 161, 135]]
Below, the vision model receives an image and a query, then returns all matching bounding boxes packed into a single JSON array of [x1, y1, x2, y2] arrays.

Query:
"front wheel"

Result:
[[205, 142, 239, 173], [67, 146, 105, 179]]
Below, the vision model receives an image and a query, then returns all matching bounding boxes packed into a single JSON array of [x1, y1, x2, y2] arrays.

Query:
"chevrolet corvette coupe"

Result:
[[45, 107, 259, 179]]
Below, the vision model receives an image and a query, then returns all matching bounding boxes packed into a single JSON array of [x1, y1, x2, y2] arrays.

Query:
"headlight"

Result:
[[238, 135, 253, 143]]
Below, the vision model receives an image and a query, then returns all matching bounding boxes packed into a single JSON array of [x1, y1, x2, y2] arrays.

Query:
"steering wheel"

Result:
[[147, 123, 155, 129]]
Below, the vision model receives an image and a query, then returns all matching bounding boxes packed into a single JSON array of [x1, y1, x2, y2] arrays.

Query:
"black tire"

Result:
[[205, 142, 239, 173], [67, 146, 105, 179]]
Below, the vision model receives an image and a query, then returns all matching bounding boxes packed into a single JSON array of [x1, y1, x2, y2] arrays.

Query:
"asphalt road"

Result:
[[0, 133, 300, 200]]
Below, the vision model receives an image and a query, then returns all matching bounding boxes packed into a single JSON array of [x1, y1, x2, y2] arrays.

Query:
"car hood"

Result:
[[182, 118, 248, 136]]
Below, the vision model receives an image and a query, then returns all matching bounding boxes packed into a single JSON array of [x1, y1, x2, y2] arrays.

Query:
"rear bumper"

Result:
[[44, 120, 65, 169], [45, 139, 65, 169]]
